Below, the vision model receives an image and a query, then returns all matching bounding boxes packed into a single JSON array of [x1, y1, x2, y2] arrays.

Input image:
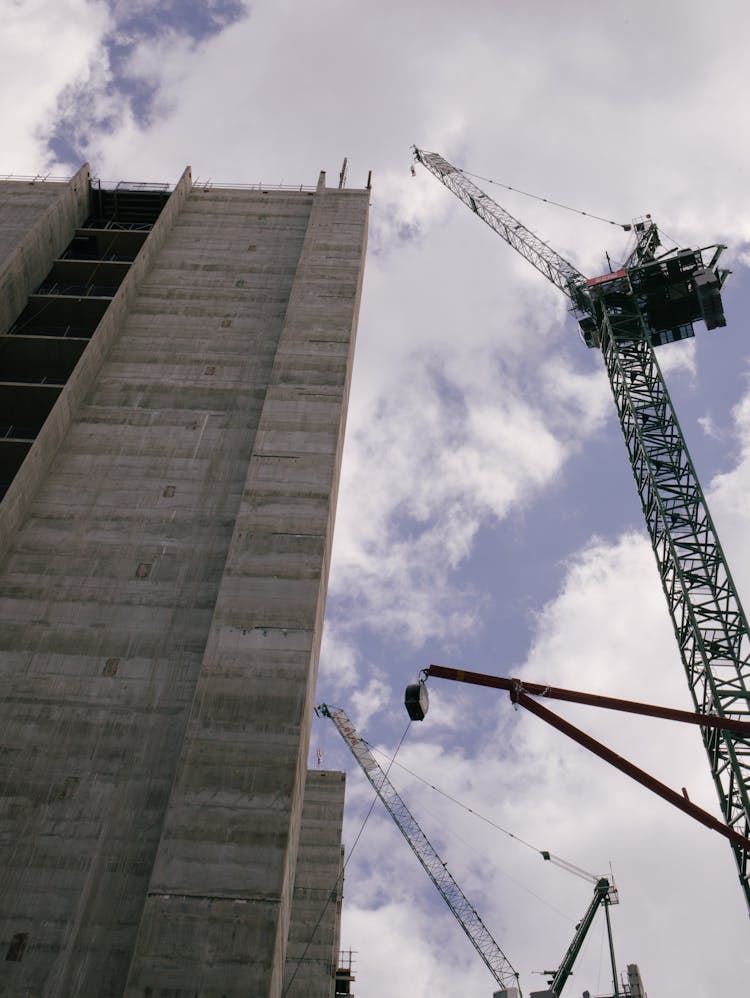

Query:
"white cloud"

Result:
[[350, 675, 392, 731], [329, 365, 570, 644], [698, 412, 723, 440], [704, 388, 750, 600], [318, 621, 360, 690], [0, 0, 111, 173], [657, 336, 697, 378]]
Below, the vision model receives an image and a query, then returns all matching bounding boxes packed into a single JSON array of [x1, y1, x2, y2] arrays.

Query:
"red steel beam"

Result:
[[514, 686, 750, 853], [426, 664, 750, 735], [426, 664, 750, 853]]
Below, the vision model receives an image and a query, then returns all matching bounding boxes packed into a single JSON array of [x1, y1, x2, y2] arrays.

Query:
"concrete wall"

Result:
[[627, 963, 648, 997], [0, 175, 368, 997], [283, 771, 346, 998], [123, 177, 369, 998], [0, 169, 90, 337], [0, 167, 192, 565]]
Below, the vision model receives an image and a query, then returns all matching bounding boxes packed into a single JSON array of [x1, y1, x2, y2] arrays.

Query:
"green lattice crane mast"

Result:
[[544, 877, 619, 998], [413, 147, 750, 912], [317, 703, 522, 996]]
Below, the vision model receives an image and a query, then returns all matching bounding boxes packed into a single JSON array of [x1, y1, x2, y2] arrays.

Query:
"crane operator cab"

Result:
[[577, 222, 728, 350]]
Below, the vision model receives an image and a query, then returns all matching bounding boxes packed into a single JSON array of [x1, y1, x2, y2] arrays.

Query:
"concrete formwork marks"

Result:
[[283, 771, 346, 998], [122, 185, 368, 998], [0, 170, 90, 336]]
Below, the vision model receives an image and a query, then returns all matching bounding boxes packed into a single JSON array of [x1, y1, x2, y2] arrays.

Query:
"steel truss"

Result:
[[413, 148, 587, 305], [319, 704, 520, 992], [599, 300, 750, 906]]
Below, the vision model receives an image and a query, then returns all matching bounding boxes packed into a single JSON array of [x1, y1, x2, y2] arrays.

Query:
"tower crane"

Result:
[[317, 703, 522, 997], [413, 147, 750, 911]]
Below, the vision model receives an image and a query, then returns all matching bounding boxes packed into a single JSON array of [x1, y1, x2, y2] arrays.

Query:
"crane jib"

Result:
[[413, 146, 585, 305], [413, 146, 727, 348]]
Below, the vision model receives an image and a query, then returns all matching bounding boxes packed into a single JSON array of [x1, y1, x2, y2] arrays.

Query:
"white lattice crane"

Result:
[[318, 703, 521, 996]]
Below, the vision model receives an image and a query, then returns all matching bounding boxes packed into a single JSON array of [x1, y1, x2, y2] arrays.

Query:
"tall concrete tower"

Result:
[[0, 165, 369, 997]]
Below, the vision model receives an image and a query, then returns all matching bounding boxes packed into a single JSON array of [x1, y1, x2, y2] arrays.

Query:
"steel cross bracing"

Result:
[[413, 148, 588, 308], [319, 704, 520, 992], [599, 305, 750, 904]]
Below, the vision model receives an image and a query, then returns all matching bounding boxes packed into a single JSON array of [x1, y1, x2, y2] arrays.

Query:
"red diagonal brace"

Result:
[[427, 664, 750, 735], [515, 686, 750, 853], [426, 664, 750, 853]]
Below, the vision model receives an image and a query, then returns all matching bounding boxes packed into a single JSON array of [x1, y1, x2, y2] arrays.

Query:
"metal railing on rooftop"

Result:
[[33, 283, 118, 298], [0, 174, 72, 183], [81, 219, 156, 231], [0, 174, 318, 192], [90, 179, 172, 192], [192, 180, 317, 192]]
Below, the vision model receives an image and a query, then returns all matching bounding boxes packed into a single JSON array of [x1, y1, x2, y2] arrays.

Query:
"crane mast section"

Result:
[[320, 704, 519, 991], [599, 300, 750, 907], [413, 148, 588, 308], [549, 879, 615, 996]]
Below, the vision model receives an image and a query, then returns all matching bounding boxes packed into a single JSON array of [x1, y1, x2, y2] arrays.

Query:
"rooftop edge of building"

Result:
[[0, 164, 373, 193]]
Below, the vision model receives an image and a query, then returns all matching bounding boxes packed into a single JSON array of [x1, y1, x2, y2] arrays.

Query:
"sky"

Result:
[[3, 1, 750, 994]]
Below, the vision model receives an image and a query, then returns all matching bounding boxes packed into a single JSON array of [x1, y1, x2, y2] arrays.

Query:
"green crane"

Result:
[[413, 147, 750, 911], [530, 876, 620, 998]]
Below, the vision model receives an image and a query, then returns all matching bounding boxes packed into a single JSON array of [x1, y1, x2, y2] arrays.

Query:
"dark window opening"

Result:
[[103, 658, 119, 677], [6, 932, 28, 962], [0, 178, 171, 504]]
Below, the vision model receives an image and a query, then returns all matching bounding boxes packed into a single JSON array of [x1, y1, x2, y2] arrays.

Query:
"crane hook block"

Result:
[[405, 681, 429, 721]]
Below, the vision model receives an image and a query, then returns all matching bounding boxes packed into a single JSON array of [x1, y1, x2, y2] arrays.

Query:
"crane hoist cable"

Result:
[[456, 167, 630, 230], [370, 745, 605, 886]]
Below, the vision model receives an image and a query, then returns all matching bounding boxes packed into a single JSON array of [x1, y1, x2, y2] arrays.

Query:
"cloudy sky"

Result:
[[4, 1, 750, 994]]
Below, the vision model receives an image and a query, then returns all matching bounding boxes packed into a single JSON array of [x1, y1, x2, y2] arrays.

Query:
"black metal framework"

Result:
[[599, 297, 750, 907], [86, 180, 171, 230], [0, 179, 172, 500]]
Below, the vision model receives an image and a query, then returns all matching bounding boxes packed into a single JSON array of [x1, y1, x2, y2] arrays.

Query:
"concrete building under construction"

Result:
[[0, 164, 369, 997]]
